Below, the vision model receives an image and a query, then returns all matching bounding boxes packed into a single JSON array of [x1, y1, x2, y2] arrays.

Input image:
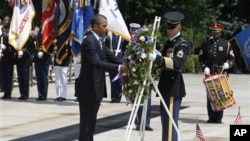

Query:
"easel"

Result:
[[124, 16, 180, 141]]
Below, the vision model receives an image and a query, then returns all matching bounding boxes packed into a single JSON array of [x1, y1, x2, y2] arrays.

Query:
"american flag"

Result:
[[234, 108, 242, 125], [196, 122, 206, 141]]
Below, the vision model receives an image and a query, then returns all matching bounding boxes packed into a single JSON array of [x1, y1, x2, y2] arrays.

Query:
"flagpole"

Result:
[[115, 36, 122, 56], [196, 118, 198, 141]]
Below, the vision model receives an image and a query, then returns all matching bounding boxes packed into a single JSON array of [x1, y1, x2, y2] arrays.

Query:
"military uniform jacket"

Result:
[[0, 35, 15, 66], [199, 37, 235, 73], [33, 50, 52, 65], [155, 35, 190, 97], [14, 37, 36, 66]]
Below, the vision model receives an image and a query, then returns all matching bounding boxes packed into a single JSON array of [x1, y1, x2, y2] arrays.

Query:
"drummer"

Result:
[[199, 23, 235, 123]]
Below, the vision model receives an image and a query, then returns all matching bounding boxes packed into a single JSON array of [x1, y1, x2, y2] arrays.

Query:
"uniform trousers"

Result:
[[35, 64, 49, 98], [16, 65, 30, 98], [207, 96, 223, 120], [54, 66, 68, 98], [136, 97, 151, 128], [0, 65, 14, 97], [74, 63, 81, 96], [109, 72, 122, 102], [160, 96, 182, 141]]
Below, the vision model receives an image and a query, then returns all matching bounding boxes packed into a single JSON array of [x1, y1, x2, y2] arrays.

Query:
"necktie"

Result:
[[99, 37, 103, 50]]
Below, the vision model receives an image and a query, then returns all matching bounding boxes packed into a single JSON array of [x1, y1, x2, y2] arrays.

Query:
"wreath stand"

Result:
[[124, 16, 180, 141]]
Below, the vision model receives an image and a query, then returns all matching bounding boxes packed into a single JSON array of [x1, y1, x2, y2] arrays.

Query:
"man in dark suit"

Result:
[[149, 11, 191, 141], [75, 14, 128, 141]]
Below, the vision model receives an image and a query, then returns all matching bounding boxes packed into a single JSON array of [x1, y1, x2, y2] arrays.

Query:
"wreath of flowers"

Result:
[[122, 25, 162, 103]]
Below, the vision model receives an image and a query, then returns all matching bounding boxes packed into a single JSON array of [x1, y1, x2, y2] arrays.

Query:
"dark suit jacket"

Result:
[[76, 31, 123, 102]]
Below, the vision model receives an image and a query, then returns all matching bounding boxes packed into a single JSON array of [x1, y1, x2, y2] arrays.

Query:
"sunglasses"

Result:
[[165, 24, 177, 30]]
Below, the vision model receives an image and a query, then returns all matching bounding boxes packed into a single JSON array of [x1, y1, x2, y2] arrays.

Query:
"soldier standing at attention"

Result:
[[0, 24, 15, 99], [149, 11, 191, 141], [199, 23, 235, 124]]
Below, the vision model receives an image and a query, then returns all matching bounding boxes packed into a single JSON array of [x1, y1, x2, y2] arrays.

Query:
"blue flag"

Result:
[[71, 0, 94, 56], [234, 26, 250, 68]]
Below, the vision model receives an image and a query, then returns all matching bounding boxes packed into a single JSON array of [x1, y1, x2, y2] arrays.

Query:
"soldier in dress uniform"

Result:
[[0, 16, 11, 93], [105, 31, 127, 103], [149, 11, 191, 141], [14, 30, 36, 100], [129, 23, 141, 40], [0, 25, 15, 99], [32, 26, 52, 101], [199, 23, 235, 123], [53, 42, 72, 101]]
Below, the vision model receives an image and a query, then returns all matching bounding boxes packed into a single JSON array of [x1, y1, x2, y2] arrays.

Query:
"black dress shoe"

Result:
[[214, 120, 222, 124], [206, 119, 214, 123], [207, 119, 222, 124], [110, 99, 121, 103], [36, 96, 47, 101], [18, 96, 28, 100], [2, 95, 11, 99], [55, 97, 66, 101], [36, 96, 42, 101], [145, 126, 153, 131], [136, 126, 153, 131], [60, 98, 66, 101]]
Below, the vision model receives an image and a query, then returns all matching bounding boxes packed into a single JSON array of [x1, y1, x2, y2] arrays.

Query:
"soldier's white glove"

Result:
[[149, 51, 156, 61], [222, 62, 229, 69], [73, 56, 81, 64], [204, 67, 210, 75], [0, 44, 6, 50], [155, 49, 161, 56], [38, 51, 43, 58]]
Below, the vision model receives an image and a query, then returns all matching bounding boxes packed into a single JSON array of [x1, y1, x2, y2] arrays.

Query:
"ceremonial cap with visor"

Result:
[[164, 11, 184, 29]]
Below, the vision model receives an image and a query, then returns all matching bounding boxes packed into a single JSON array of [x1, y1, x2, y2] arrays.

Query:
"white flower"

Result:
[[141, 53, 146, 59], [128, 55, 132, 60], [133, 80, 139, 85], [139, 36, 145, 41], [132, 67, 136, 72], [129, 89, 133, 93]]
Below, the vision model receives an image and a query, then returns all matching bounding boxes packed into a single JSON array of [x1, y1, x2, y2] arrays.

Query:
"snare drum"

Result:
[[203, 73, 236, 111]]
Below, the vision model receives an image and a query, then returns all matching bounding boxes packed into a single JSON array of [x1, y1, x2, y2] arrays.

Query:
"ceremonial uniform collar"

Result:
[[169, 32, 180, 41]]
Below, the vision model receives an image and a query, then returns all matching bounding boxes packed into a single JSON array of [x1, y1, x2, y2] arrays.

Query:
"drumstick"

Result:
[[220, 68, 224, 74], [220, 60, 229, 74]]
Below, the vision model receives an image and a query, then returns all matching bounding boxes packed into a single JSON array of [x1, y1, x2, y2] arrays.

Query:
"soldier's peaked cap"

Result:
[[164, 11, 184, 25], [209, 23, 224, 32], [129, 23, 141, 29]]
